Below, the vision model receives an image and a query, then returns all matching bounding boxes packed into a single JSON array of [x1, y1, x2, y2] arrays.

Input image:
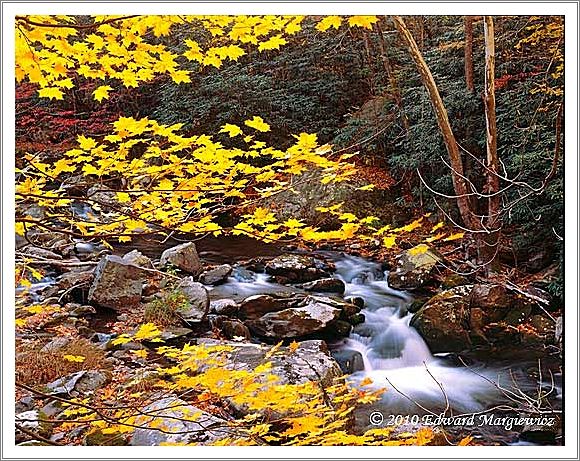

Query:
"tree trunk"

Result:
[[392, 16, 477, 230], [482, 15, 501, 272], [375, 21, 409, 131], [464, 16, 475, 92]]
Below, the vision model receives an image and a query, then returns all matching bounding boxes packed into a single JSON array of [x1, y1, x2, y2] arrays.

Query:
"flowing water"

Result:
[[212, 251, 561, 443]]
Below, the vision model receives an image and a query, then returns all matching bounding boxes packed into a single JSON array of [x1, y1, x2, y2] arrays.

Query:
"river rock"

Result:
[[469, 283, 514, 322], [21, 246, 63, 261], [238, 294, 296, 320], [345, 296, 365, 309], [122, 249, 155, 269], [16, 410, 52, 443], [410, 285, 473, 353], [88, 255, 146, 311], [210, 298, 238, 316], [130, 397, 232, 446], [387, 245, 442, 290], [159, 242, 202, 275], [210, 316, 251, 340], [331, 350, 365, 374], [264, 254, 334, 283], [199, 339, 342, 387], [199, 264, 232, 285], [176, 278, 210, 322], [246, 300, 341, 339], [301, 277, 346, 294], [46, 370, 110, 396]]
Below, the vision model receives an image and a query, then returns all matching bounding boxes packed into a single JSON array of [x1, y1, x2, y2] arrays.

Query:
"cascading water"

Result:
[[209, 252, 558, 438]]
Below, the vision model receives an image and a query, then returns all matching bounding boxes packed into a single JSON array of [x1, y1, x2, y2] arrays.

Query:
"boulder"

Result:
[[264, 254, 334, 283], [301, 277, 346, 294], [331, 350, 365, 374], [16, 410, 52, 443], [159, 242, 202, 275], [88, 255, 146, 311], [211, 316, 251, 340], [387, 245, 442, 290], [246, 300, 341, 339], [199, 264, 232, 285], [130, 397, 232, 446], [175, 278, 210, 322], [469, 284, 514, 322], [410, 286, 472, 353], [46, 370, 110, 396], [210, 298, 238, 317], [238, 294, 294, 320], [122, 249, 154, 269], [199, 339, 342, 387]]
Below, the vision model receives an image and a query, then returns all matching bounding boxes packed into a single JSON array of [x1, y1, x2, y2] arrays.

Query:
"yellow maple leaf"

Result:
[[431, 222, 444, 232], [93, 85, 112, 102], [288, 340, 300, 353], [63, 354, 86, 363], [258, 35, 287, 51], [316, 16, 342, 32], [408, 244, 429, 256], [347, 16, 379, 30], [38, 87, 64, 100], [383, 235, 397, 248], [444, 232, 465, 242], [77, 135, 97, 150], [219, 123, 243, 137], [170, 70, 191, 84], [244, 116, 270, 132], [52, 158, 76, 176], [131, 349, 148, 359], [134, 323, 162, 341]]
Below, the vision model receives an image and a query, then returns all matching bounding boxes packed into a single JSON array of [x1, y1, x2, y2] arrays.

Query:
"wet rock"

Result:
[[40, 337, 70, 353], [441, 274, 469, 290], [238, 294, 290, 320], [175, 278, 210, 322], [211, 316, 251, 340], [388, 245, 442, 290], [210, 298, 238, 316], [231, 266, 255, 282], [122, 249, 155, 269], [199, 339, 342, 387], [159, 327, 193, 341], [348, 313, 366, 325], [469, 284, 514, 322], [46, 370, 110, 396], [159, 242, 202, 275], [469, 308, 489, 344], [15, 396, 35, 414], [529, 314, 555, 338], [331, 350, 365, 374], [504, 305, 532, 326], [345, 296, 365, 309], [199, 264, 232, 285], [408, 297, 429, 314], [246, 300, 341, 339], [88, 255, 146, 311], [410, 285, 473, 353], [15, 410, 52, 443], [301, 277, 345, 294], [130, 397, 231, 446], [264, 254, 334, 283], [328, 320, 353, 337]]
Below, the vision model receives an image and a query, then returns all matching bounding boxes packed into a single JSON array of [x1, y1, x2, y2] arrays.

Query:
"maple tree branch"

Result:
[[15, 15, 140, 30]]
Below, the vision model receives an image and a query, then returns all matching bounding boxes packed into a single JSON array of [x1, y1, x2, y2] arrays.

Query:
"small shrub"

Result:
[[143, 290, 189, 327]]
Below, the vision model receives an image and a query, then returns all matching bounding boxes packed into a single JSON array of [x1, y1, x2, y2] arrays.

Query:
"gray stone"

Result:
[[264, 254, 334, 283], [40, 337, 70, 353], [159, 242, 202, 275], [122, 249, 155, 269], [88, 255, 145, 311], [301, 277, 346, 294], [130, 397, 232, 446], [387, 245, 442, 290], [159, 327, 193, 341], [15, 410, 52, 442], [246, 300, 341, 339], [210, 299, 238, 316], [331, 349, 365, 374], [410, 285, 473, 353], [46, 370, 110, 396], [199, 264, 232, 285], [176, 278, 210, 322]]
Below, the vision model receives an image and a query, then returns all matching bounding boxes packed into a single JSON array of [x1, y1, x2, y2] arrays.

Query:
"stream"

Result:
[[206, 251, 562, 444]]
